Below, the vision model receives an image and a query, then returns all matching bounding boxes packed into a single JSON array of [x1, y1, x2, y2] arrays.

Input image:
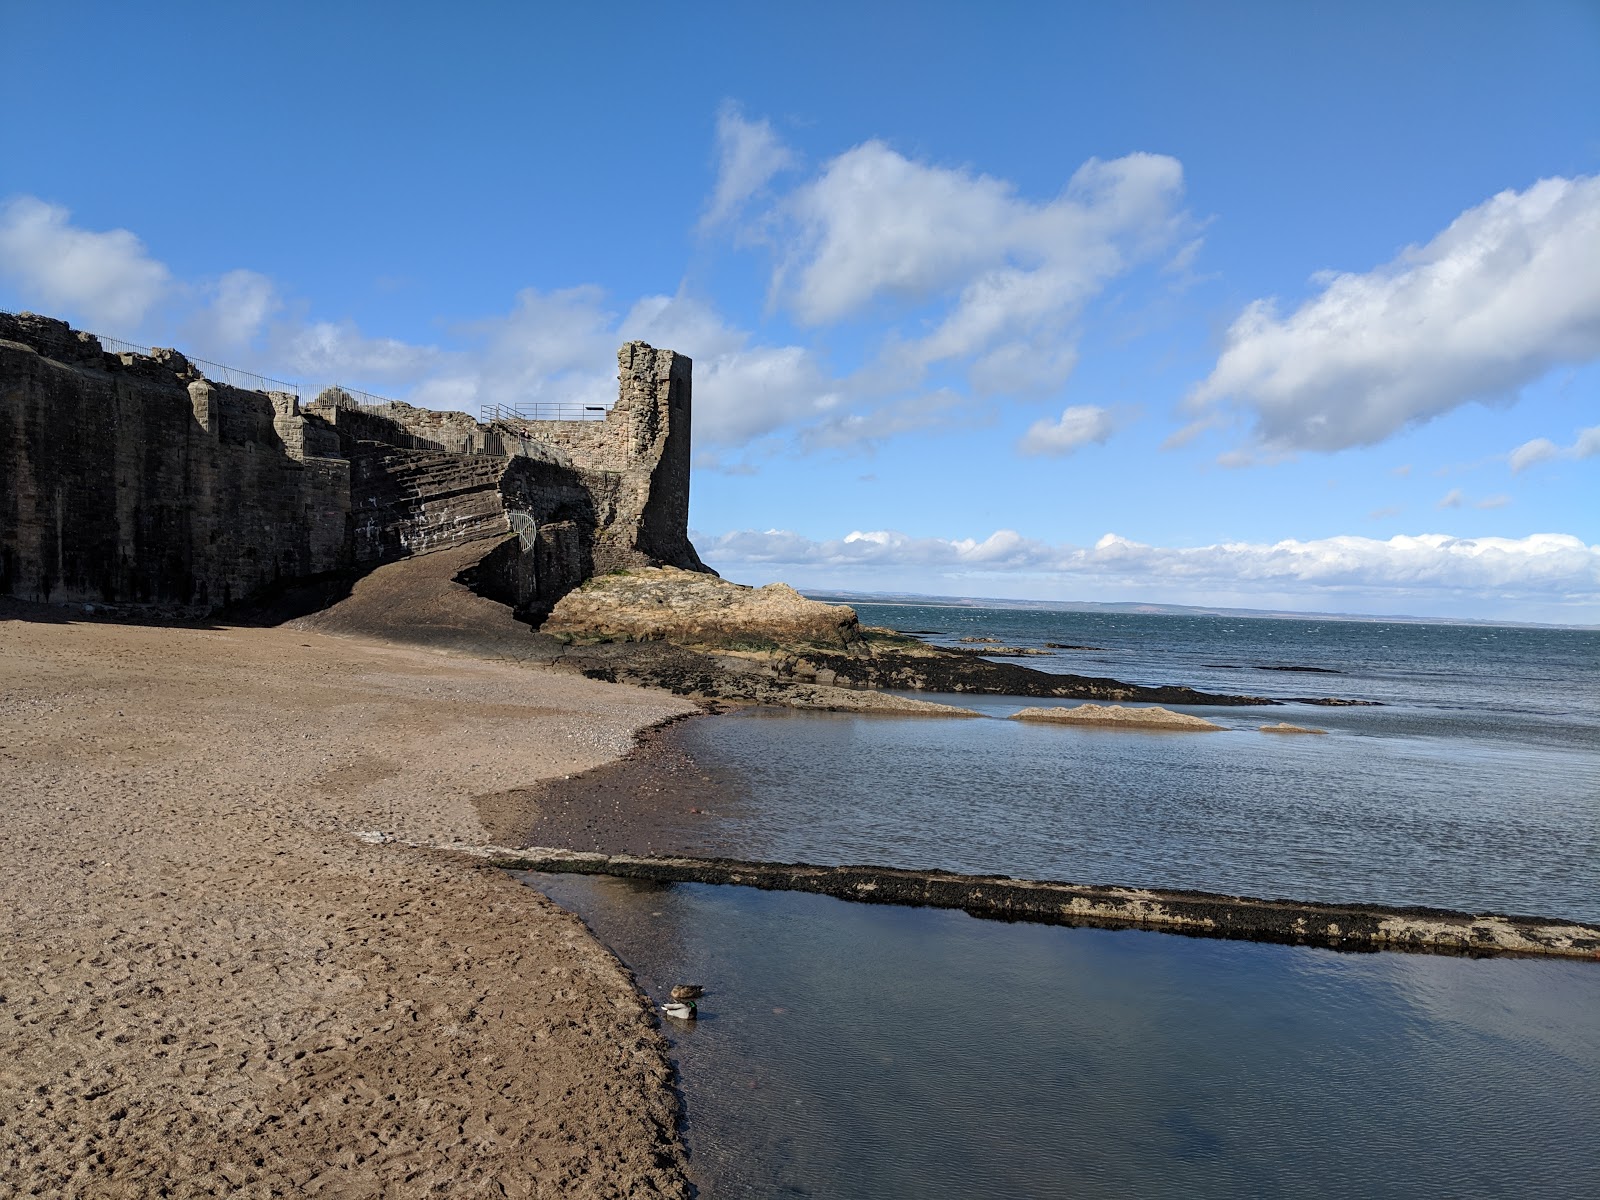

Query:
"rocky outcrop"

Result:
[[1011, 704, 1225, 730], [544, 567, 864, 653], [531, 569, 1286, 707], [1260, 722, 1328, 734]]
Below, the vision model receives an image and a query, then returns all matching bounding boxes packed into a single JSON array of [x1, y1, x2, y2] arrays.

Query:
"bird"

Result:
[[661, 1001, 697, 1021], [670, 984, 704, 1001]]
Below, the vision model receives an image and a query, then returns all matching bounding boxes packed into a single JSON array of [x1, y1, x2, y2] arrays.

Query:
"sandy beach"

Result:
[[0, 605, 697, 1198]]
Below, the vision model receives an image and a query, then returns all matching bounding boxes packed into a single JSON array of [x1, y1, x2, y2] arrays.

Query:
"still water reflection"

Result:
[[525, 873, 1600, 1199]]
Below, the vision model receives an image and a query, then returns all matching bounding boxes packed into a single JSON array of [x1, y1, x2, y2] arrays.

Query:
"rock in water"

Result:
[[1259, 722, 1328, 735], [1009, 704, 1225, 731]]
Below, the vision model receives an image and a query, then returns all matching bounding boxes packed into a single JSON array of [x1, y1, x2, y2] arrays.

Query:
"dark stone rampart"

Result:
[[0, 313, 349, 612], [1, 314, 707, 617]]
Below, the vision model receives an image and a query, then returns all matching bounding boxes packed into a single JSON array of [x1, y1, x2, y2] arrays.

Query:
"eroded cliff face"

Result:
[[0, 314, 709, 617]]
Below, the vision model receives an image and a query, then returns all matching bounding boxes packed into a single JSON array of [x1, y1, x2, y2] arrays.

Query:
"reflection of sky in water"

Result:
[[674, 704, 1600, 922], [536, 608, 1600, 1194], [528, 875, 1600, 1200]]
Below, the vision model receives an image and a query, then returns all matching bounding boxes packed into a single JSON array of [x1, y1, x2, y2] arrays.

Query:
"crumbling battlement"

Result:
[[500, 342, 705, 574], [0, 313, 708, 617]]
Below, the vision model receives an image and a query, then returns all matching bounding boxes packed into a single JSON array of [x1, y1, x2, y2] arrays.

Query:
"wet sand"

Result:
[[0, 604, 697, 1198], [479, 719, 748, 860]]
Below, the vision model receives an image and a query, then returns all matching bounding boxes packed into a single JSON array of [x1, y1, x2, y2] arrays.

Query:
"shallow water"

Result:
[[529, 874, 1600, 1199], [674, 700, 1600, 921], [522, 608, 1599, 1195], [667, 608, 1600, 922]]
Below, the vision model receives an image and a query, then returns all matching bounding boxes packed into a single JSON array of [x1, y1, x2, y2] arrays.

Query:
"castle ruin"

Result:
[[0, 311, 710, 619]]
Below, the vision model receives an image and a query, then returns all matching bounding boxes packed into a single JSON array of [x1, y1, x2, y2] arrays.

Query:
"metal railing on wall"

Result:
[[313, 384, 406, 413], [0, 311, 304, 397], [482, 401, 610, 423], [92, 331, 301, 396], [1, 310, 609, 423]]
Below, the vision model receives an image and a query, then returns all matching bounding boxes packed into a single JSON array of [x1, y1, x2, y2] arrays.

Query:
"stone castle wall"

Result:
[[0, 313, 350, 611], [0, 314, 707, 617]]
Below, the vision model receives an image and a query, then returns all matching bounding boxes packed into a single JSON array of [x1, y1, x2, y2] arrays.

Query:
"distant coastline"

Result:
[[803, 589, 1600, 632]]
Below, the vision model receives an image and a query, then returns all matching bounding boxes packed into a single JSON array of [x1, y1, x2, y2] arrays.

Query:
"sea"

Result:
[[523, 604, 1600, 1198]]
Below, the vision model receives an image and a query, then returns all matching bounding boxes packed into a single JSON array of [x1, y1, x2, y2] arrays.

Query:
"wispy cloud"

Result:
[[769, 143, 1190, 404], [699, 102, 798, 232], [1017, 404, 1117, 456], [1184, 175, 1600, 454], [1509, 425, 1600, 472]]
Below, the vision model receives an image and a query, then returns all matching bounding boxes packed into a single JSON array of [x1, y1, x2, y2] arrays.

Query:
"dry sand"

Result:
[[0, 607, 698, 1198]]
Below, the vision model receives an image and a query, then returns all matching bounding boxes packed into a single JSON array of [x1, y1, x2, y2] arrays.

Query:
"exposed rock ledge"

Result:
[[1011, 704, 1225, 731], [539, 567, 1291, 709], [283, 553, 1371, 714]]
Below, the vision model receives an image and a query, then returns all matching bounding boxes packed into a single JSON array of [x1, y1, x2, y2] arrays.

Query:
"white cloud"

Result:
[[1018, 404, 1115, 456], [3, 118, 1193, 459], [702, 527, 1600, 612], [277, 319, 441, 385], [621, 293, 840, 445], [0, 196, 171, 329], [798, 389, 975, 451], [1189, 175, 1600, 453], [699, 102, 798, 231], [768, 143, 1188, 400], [1437, 488, 1465, 509], [1509, 425, 1600, 472], [193, 269, 279, 349]]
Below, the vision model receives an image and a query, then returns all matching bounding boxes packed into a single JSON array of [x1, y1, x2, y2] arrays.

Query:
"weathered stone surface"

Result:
[[311, 390, 510, 456], [2, 314, 710, 618], [1260, 722, 1328, 734], [544, 567, 864, 653], [0, 313, 350, 612], [1011, 703, 1225, 730], [488, 849, 1600, 961], [490, 343, 708, 575]]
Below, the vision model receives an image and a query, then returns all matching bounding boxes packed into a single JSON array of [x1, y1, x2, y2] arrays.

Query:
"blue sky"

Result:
[[3, 1, 1597, 622]]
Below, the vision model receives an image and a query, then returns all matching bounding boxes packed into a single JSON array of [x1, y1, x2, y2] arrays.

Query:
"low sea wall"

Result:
[[489, 848, 1600, 960]]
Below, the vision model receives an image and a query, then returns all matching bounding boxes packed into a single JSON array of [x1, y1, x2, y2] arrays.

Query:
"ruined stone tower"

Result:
[[500, 342, 706, 574]]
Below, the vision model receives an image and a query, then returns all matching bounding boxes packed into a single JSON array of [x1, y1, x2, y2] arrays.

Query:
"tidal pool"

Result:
[[525, 873, 1600, 1199]]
